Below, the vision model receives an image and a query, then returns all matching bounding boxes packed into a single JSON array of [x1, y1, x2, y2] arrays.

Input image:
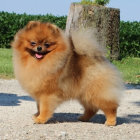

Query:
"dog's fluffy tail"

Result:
[[70, 29, 105, 57]]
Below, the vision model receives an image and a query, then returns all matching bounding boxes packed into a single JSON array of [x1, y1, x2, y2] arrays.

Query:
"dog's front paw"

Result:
[[33, 112, 40, 117], [33, 116, 46, 124], [105, 120, 116, 126]]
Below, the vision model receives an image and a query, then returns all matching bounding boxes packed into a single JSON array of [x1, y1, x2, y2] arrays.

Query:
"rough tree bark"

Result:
[[66, 3, 120, 60]]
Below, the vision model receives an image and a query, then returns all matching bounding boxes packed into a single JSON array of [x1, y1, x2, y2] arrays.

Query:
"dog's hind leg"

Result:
[[102, 107, 117, 126], [79, 103, 98, 122]]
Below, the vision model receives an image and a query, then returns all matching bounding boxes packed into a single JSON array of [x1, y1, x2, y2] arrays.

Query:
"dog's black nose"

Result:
[[37, 46, 42, 51]]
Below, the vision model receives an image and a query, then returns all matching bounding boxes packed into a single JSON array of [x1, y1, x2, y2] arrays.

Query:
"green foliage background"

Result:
[[0, 12, 66, 49], [119, 21, 140, 58], [0, 12, 140, 59], [93, 0, 110, 6], [79, 0, 110, 6]]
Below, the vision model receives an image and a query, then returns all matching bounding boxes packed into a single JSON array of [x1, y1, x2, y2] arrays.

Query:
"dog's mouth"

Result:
[[26, 48, 50, 60], [35, 53, 43, 59], [34, 52, 47, 59]]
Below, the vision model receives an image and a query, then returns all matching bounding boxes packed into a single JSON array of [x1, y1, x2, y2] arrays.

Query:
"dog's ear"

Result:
[[46, 23, 60, 35], [26, 21, 40, 30]]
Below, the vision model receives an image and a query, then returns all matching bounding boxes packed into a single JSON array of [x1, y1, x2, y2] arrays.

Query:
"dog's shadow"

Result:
[[47, 113, 140, 125], [47, 113, 105, 124], [0, 93, 34, 106], [125, 84, 140, 90]]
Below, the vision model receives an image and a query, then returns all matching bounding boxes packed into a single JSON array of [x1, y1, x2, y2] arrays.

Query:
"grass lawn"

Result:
[[0, 48, 14, 79], [113, 57, 140, 84], [0, 48, 140, 84]]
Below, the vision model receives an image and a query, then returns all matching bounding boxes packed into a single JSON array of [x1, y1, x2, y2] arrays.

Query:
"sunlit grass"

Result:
[[113, 57, 140, 84], [0, 48, 14, 79]]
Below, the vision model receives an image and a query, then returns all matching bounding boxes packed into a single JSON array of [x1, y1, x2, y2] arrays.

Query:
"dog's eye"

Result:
[[31, 42, 36, 46], [44, 43, 50, 48]]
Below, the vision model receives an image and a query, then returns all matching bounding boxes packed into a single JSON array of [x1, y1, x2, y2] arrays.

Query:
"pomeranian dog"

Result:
[[12, 21, 124, 126]]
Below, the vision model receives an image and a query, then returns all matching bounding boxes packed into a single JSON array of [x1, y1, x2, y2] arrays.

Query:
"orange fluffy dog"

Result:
[[12, 21, 124, 126]]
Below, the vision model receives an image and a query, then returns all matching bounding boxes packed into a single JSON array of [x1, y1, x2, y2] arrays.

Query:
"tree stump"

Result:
[[66, 3, 120, 60]]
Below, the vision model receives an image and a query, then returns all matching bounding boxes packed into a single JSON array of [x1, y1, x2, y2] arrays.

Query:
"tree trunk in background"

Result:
[[66, 3, 120, 60]]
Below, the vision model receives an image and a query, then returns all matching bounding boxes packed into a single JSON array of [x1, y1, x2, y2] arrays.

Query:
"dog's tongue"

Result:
[[35, 53, 43, 59]]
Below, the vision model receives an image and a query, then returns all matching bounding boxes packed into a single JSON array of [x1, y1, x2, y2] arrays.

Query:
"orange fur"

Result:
[[12, 21, 124, 126]]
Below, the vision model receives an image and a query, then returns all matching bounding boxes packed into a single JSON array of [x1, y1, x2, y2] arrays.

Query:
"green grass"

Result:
[[0, 48, 140, 84], [113, 57, 140, 84], [77, 0, 110, 6], [0, 48, 14, 79], [79, 0, 95, 5]]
